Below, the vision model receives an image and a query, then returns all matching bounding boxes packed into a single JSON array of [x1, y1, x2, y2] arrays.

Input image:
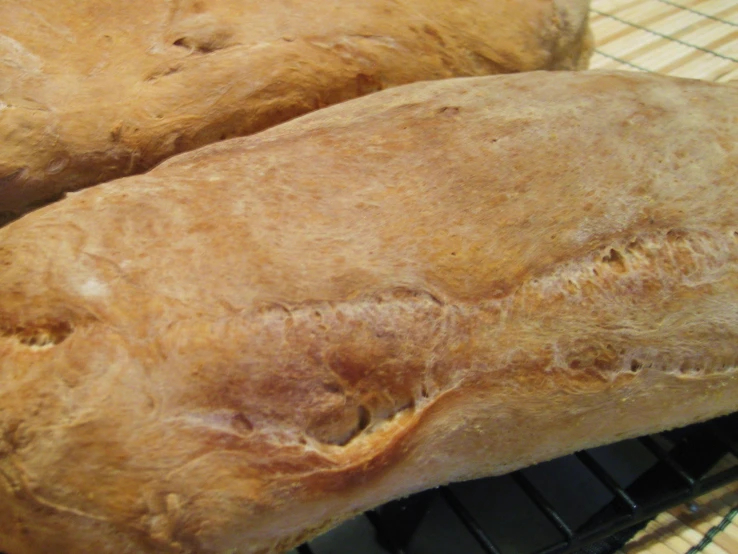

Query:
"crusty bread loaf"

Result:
[[0, 0, 592, 223], [0, 70, 737, 554]]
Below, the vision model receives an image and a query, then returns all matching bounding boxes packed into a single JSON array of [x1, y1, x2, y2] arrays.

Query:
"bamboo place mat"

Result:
[[590, 0, 738, 82], [618, 480, 738, 554]]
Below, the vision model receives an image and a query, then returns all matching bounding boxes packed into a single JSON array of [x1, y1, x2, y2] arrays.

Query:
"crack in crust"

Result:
[[0, 319, 74, 349], [0, 225, 736, 554], [169, 227, 738, 451]]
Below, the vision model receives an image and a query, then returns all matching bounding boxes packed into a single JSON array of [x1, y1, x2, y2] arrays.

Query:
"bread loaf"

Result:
[[0, 0, 592, 223], [0, 70, 737, 554]]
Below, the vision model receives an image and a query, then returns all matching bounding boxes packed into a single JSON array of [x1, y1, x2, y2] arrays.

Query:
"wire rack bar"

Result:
[[439, 486, 504, 554], [575, 451, 639, 514], [511, 472, 575, 540], [638, 436, 696, 487]]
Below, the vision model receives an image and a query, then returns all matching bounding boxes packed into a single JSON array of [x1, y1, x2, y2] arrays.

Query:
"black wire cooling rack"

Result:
[[293, 411, 738, 554]]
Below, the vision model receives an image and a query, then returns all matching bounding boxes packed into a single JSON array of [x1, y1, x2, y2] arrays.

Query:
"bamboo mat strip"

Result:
[[618, 471, 738, 553], [590, 0, 738, 81]]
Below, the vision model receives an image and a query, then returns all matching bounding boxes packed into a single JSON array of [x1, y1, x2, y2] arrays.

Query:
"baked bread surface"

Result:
[[0, 70, 737, 553], [0, 0, 592, 222]]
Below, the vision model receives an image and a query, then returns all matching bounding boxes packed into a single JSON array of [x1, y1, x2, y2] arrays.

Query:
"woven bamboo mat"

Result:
[[590, 0, 738, 82], [617, 480, 738, 554]]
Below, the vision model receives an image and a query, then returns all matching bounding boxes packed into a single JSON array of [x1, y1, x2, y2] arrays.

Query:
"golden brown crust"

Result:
[[0, 70, 737, 553], [0, 0, 592, 222]]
